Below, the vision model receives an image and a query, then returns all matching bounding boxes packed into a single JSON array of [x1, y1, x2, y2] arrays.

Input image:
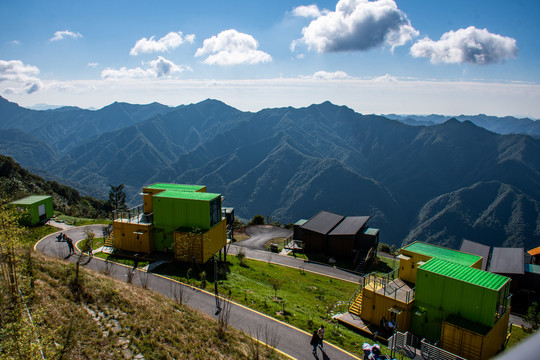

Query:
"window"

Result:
[[210, 197, 222, 227]]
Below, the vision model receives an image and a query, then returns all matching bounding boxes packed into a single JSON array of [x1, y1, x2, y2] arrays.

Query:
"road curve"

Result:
[[34, 225, 361, 360], [235, 225, 293, 250]]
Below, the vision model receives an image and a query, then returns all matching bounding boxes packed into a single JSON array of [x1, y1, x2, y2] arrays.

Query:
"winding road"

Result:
[[34, 225, 362, 360]]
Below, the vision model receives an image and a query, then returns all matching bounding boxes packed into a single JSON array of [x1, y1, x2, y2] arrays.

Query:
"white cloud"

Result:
[[11, 40, 20, 45], [195, 29, 272, 66], [410, 26, 518, 65], [87, 62, 99, 68], [101, 56, 190, 79], [0, 59, 42, 94], [3, 76, 540, 119], [293, 0, 418, 53], [374, 74, 397, 82], [292, 5, 327, 18], [310, 70, 349, 79], [49, 30, 82, 42], [130, 31, 195, 56]]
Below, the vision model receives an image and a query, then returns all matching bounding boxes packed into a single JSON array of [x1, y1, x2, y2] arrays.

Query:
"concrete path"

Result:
[[46, 218, 75, 230], [235, 225, 293, 250], [35, 226, 361, 360]]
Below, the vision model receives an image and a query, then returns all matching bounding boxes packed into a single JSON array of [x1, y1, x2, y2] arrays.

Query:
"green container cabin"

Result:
[[10, 195, 53, 225], [152, 190, 222, 251], [412, 258, 511, 341]]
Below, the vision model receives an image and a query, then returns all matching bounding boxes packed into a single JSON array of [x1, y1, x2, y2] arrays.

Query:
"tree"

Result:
[[523, 302, 540, 331], [108, 184, 126, 211], [269, 277, 284, 300], [248, 215, 265, 226]]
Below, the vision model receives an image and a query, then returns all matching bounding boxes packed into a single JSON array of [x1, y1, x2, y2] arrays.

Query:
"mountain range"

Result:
[[1, 95, 539, 249]]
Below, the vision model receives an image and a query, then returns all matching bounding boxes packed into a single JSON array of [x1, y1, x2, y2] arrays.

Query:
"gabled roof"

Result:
[[489, 247, 524, 275], [460, 239, 491, 270], [301, 211, 344, 235], [329, 216, 370, 236], [402, 241, 482, 267]]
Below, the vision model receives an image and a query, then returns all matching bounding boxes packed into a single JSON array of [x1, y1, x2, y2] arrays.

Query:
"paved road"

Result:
[[35, 226, 361, 360], [228, 245, 362, 284], [235, 225, 293, 250]]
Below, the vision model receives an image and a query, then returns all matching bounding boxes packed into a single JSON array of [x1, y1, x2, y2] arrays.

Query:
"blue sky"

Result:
[[1, 0, 539, 117]]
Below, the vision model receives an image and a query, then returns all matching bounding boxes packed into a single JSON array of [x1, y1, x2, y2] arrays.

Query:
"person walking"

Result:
[[310, 329, 320, 358], [317, 324, 325, 351], [66, 236, 74, 254]]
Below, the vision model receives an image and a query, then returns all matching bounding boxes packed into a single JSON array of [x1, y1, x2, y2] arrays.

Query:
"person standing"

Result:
[[317, 324, 325, 351], [66, 236, 74, 254], [310, 329, 320, 357]]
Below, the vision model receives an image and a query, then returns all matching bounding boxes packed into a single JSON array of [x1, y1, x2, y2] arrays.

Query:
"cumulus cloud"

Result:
[[195, 29, 272, 66], [0, 59, 42, 94], [292, 5, 327, 18], [130, 31, 195, 56], [101, 56, 190, 79], [292, 0, 418, 53], [49, 30, 82, 42], [410, 26, 518, 65], [310, 70, 349, 79]]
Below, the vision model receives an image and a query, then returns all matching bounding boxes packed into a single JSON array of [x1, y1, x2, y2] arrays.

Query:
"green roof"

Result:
[[145, 183, 205, 192], [155, 190, 220, 201], [403, 242, 481, 267], [10, 195, 52, 205], [419, 258, 509, 291]]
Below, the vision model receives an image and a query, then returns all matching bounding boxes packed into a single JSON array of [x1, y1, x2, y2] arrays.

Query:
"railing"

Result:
[[363, 268, 415, 303], [113, 205, 152, 225], [348, 276, 366, 309], [388, 331, 420, 359], [420, 338, 466, 360]]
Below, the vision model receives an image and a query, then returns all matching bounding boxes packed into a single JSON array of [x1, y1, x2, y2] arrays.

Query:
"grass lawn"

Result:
[[505, 324, 535, 350], [233, 234, 249, 242], [24, 224, 58, 246], [54, 214, 111, 226], [154, 255, 388, 357], [94, 252, 151, 269]]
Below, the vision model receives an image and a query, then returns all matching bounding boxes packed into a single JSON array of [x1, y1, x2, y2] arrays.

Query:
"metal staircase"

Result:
[[349, 292, 363, 316]]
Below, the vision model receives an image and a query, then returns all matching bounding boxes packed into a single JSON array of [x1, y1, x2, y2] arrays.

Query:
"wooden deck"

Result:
[[334, 312, 390, 343], [365, 278, 414, 303]]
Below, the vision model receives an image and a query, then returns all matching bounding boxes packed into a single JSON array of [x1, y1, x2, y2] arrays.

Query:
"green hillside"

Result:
[[0, 155, 110, 219]]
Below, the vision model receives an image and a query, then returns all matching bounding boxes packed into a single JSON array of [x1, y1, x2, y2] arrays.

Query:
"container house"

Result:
[[297, 210, 379, 262], [10, 195, 53, 225], [413, 258, 511, 360], [344, 241, 511, 360], [112, 183, 228, 264]]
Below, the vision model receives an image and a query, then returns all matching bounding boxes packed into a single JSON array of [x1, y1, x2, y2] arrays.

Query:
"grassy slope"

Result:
[[155, 255, 384, 357], [3, 249, 284, 359]]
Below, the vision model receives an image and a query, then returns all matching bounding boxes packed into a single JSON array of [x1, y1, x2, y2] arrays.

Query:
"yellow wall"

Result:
[[399, 249, 483, 284], [399, 250, 432, 283], [113, 221, 154, 253], [360, 285, 414, 332], [174, 218, 226, 263], [440, 308, 509, 360], [202, 219, 227, 262]]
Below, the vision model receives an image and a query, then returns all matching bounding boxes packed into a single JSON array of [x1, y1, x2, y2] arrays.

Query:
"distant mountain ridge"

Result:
[[384, 113, 540, 136], [1, 96, 539, 249]]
